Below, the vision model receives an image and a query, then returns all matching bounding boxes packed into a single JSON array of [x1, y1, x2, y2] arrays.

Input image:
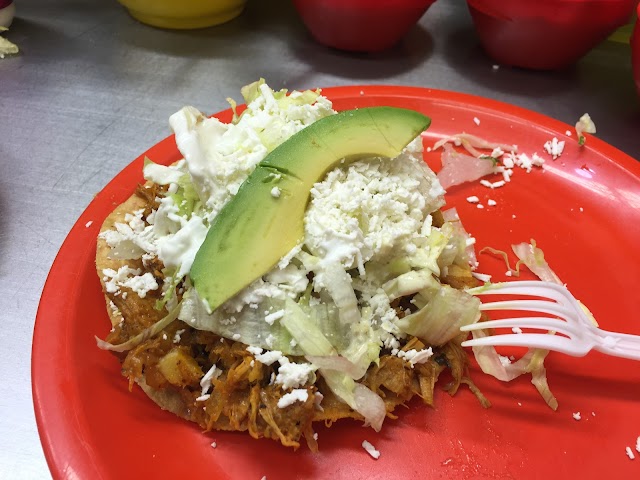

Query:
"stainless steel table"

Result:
[[1, 0, 638, 478]]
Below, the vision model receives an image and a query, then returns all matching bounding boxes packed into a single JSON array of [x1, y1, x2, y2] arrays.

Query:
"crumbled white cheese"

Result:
[[196, 394, 210, 402], [395, 347, 433, 367], [270, 186, 281, 198], [85, 221, 93, 228], [487, 199, 497, 206], [232, 333, 241, 341], [362, 440, 381, 459], [466, 196, 480, 203], [565, 130, 572, 137], [477, 204, 484, 209], [200, 364, 221, 396], [304, 138, 444, 271], [275, 360, 315, 389], [491, 147, 504, 158], [573, 412, 581, 421], [512, 327, 523, 334], [626, 446, 635, 460], [211, 441, 217, 448], [473, 117, 480, 126], [173, 329, 185, 343], [543, 137, 565, 160], [277, 389, 309, 408], [265, 333, 276, 348], [247, 347, 283, 366], [264, 309, 285, 325]]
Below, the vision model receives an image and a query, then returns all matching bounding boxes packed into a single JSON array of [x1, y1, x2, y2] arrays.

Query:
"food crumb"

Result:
[[270, 187, 281, 198], [512, 327, 523, 334], [362, 440, 381, 459], [512, 214, 516, 219], [442, 458, 453, 465], [579, 207, 583, 212], [313, 432, 318, 441], [487, 199, 497, 206], [492, 64, 500, 70], [573, 412, 581, 421], [505, 271, 512, 277], [565, 130, 572, 137], [211, 441, 217, 448], [426, 146, 432, 152], [261, 476, 267, 480], [466, 196, 480, 203], [591, 412, 596, 417], [517, 402, 522, 407], [85, 221, 93, 228], [477, 204, 484, 209], [626, 447, 635, 460], [473, 117, 481, 126]]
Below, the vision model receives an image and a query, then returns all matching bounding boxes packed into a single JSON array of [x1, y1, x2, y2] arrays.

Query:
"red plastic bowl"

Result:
[[292, 0, 437, 52], [632, 5, 640, 98], [467, 0, 637, 70]]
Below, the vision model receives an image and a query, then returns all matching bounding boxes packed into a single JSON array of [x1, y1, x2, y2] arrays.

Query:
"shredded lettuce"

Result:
[[397, 284, 481, 345]]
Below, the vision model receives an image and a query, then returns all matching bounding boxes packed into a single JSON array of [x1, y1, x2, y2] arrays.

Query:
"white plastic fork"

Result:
[[460, 281, 640, 361]]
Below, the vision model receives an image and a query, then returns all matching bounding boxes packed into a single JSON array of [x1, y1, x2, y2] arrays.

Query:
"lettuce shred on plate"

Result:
[[95, 80, 554, 451]]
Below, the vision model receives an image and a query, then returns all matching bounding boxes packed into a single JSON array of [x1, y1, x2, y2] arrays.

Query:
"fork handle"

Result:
[[592, 329, 640, 361]]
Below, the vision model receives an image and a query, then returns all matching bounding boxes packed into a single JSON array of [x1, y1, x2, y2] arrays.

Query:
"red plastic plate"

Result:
[[33, 86, 640, 479]]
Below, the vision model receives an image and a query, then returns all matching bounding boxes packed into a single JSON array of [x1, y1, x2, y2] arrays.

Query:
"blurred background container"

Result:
[[117, 0, 247, 29], [632, 4, 640, 97], [466, 0, 637, 70], [0, 0, 15, 28], [292, 0, 438, 52]]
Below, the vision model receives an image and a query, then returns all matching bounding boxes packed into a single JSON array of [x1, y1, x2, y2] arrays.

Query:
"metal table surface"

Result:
[[0, 0, 638, 478]]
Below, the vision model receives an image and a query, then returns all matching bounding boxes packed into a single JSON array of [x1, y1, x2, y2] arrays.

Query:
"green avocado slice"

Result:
[[190, 106, 431, 312]]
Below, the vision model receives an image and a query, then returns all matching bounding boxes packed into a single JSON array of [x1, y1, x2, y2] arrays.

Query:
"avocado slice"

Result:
[[190, 106, 431, 312]]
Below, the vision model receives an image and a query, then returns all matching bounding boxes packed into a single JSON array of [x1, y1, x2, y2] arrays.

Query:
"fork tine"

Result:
[[461, 317, 578, 338], [461, 333, 584, 356], [480, 299, 574, 319], [469, 281, 574, 307]]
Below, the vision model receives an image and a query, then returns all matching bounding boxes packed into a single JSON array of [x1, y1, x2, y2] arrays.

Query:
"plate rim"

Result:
[[31, 84, 640, 479]]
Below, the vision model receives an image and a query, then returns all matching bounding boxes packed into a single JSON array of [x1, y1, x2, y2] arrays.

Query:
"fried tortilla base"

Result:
[[96, 184, 481, 451]]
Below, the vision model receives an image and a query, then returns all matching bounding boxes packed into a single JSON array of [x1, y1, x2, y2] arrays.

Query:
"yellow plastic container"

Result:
[[118, 0, 247, 29]]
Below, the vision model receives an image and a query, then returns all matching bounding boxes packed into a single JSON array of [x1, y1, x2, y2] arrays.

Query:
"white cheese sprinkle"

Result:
[[573, 412, 581, 421], [277, 389, 309, 408], [275, 361, 315, 389], [85, 221, 93, 228], [173, 329, 185, 343], [473, 117, 480, 126], [270, 186, 281, 198], [232, 333, 241, 341], [626, 446, 635, 460], [477, 204, 484, 209], [487, 199, 497, 206], [264, 309, 285, 325], [512, 327, 523, 334], [565, 130, 572, 137], [543, 137, 565, 160], [396, 347, 433, 367], [362, 440, 381, 459], [466, 196, 480, 203], [211, 441, 217, 448], [196, 394, 211, 402]]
